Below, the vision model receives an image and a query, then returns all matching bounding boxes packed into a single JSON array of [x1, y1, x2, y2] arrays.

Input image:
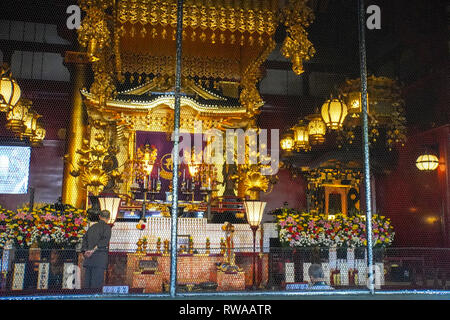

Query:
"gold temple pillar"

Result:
[[62, 61, 88, 208]]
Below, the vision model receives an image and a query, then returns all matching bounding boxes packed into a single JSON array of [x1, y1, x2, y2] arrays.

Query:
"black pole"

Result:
[[169, 0, 184, 298], [251, 226, 258, 290], [358, 0, 374, 293]]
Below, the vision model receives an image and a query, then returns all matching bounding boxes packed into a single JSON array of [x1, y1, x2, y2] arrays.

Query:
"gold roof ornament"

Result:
[[279, 0, 316, 75]]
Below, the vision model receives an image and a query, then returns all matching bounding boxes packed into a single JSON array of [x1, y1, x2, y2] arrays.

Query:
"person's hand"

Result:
[[84, 250, 94, 258]]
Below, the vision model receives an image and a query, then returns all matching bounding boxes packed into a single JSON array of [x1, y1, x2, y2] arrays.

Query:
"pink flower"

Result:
[[308, 221, 315, 229], [74, 218, 83, 225], [25, 214, 33, 221], [0, 213, 7, 220], [280, 221, 286, 227], [15, 212, 26, 219], [59, 216, 66, 222], [43, 213, 54, 221], [324, 222, 332, 229], [286, 216, 294, 223]]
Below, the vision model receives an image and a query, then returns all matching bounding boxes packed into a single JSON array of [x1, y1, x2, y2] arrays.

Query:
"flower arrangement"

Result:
[[274, 207, 394, 248], [0, 205, 35, 248], [136, 220, 146, 230], [0, 203, 88, 249], [31, 204, 88, 249]]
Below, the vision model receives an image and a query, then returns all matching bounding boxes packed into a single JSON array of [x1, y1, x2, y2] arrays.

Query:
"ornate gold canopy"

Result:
[[77, 0, 315, 118], [63, 0, 316, 207]]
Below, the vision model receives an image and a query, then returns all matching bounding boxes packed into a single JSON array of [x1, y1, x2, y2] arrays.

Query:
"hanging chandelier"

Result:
[[5, 98, 29, 133], [1, 64, 46, 146], [280, 133, 295, 152], [281, 76, 407, 153], [306, 111, 326, 145], [320, 97, 348, 130], [338, 75, 407, 150], [291, 121, 311, 151], [0, 63, 21, 112]]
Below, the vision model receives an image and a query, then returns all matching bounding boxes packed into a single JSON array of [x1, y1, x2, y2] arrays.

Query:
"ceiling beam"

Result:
[[0, 39, 72, 57]]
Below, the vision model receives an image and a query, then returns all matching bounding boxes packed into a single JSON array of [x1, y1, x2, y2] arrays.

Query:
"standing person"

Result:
[[308, 264, 334, 290], [81, 210, 112, 289]]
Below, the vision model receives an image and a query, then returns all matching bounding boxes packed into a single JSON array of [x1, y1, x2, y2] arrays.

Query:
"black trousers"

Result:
[[83, 266, 105, 289]]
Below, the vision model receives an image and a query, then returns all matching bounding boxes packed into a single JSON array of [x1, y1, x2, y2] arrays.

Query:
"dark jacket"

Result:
[[81, 220, 111, 269]]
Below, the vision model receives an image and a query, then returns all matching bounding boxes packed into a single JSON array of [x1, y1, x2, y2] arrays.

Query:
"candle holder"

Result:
[[205, 238, 210, 255], [148, 176, 162, 201], [220, 238, 226, 255], [132, 144, 158, 217], [136, 238, 145, 255], [163, 240, 170, 255], [188, 236, 194, 254], [156, 237, 161, 254], [200, 187, 217, 221], [181, 178, 195, 202]]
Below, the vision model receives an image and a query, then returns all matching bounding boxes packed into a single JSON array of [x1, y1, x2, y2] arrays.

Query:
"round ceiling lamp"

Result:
[[416, 154, 439, 171]]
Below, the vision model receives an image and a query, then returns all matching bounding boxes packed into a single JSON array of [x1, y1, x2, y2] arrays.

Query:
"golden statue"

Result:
[[217, 222, 242, 273]]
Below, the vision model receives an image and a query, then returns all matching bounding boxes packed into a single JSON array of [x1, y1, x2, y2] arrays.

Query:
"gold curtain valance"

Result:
[[117, 0, 278, 35], [121, 53, 241, 80]]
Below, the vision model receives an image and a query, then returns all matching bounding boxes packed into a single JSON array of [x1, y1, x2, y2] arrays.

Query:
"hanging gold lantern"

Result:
[[306, 112, 326, 145], [416, 154, 439, 171], [346, 91, 367, 117], [321, 98, 348, 130], [30, 125, 46, 147], [280, 133, 295, 152], [5, 99, 29, 133], [0, 64, 21, 112], [291, 122, 311, 151], [20, 109, 41, 139]]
